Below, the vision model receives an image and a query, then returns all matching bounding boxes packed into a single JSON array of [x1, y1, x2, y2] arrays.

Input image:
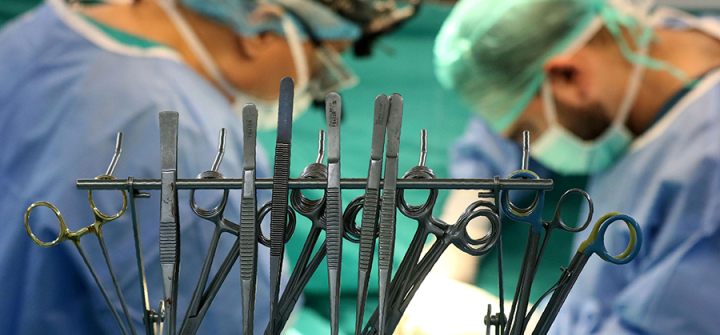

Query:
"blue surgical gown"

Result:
[[451, 75, 720, 333], [0, 2, 275, 334], [548, 70, 720, 335]]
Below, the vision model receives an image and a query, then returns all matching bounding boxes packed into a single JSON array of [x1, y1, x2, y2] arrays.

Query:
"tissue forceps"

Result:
[[239, 104, 259, 335], [376, 94, 404, 335], [326, 92, 344, 335], [363, 165, 501, 334], [178, 198, 296, 335], [268, 77, 294, 335], [272, 130, 328, 332], [361, 130, 433, 335], [159, 111, 180, 335], [25, 133, 137, 335], [356, 94, 389, 334]]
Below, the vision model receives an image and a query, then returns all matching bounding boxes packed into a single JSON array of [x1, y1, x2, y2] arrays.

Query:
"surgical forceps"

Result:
[[239, 104, 259, 335], [271, 130, 329, 332], [25, 133, 138, 335], [376, 93, 403, 335], [268, 77, 294, 335], [257, 201, 297, 335], [356, 94, 389, 334], [363, 133, 501, 335], [365, 181, 500, 335], [326, 92, 344, 335], [159, 111, 180, 335], [501, 171, 594, 335], [531, 212, 642, 335], [179, 128, 239, 335]]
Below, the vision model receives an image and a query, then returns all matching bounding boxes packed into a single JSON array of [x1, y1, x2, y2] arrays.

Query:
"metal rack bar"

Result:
[[77, 178, 553, 191]]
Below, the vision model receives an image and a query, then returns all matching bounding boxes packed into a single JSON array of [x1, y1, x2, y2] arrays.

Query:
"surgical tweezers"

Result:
[[326, 92, 344, 335], [377, 93, 403, 335], [272, 131, 328, 332], [159, 111, 180, 335], [356, 94, 390, 334], [268, 77, 294, 335], [240, 104, 259, 335]]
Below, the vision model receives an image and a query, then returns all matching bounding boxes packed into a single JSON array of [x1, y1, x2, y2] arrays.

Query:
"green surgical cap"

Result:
[[434, 0, 638, 132]]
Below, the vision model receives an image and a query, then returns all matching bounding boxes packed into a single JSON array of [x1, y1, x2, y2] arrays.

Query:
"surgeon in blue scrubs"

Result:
[[435, 0, 720, 334], [0, 0, 415, 333]]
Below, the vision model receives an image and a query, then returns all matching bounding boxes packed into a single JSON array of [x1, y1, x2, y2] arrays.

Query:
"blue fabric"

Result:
[[450, 117, 550, 179], [0, 4, 275, 335], [452, 75, 720, 334], [548, 74, 720, 335]]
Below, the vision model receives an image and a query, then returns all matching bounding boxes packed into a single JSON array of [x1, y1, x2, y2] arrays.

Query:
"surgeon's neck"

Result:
[[81, 1, 246, 100], [629, 28, 720, 134]]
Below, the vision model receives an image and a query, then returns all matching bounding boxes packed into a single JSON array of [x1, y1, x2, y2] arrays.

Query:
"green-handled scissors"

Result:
[[25, 133, 137, 335], [531, 212, 642, 335]]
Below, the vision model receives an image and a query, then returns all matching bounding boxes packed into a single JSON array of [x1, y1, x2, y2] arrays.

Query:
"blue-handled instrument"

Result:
[[532, 213, 642, 335]]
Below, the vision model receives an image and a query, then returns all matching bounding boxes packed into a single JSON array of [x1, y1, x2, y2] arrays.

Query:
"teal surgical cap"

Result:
[[180, 0, 363, 41], [434, 0, 671, 132]]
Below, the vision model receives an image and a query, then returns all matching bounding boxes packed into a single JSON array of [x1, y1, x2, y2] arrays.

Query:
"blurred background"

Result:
[[2, 1, 719, 334]]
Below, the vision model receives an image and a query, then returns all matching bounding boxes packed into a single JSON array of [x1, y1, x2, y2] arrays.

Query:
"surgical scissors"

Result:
[[376, 94, 403, 335], [500, 170, 595, 335], [326, 91, 344, 335], [239, 104, 259, 335], [356, 94, 389, 334], [363, 135, 501, 335], [25, 133, 137, 335], [531, 212, 642, 335], [268, 77, 294, 335], [271, 130, 328, 332], [179, 128, 240, 335]]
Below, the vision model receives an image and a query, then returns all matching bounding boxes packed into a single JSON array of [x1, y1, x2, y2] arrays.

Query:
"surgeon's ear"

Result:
[[543, 56, 593, 109], [237, 32, 284, 60]]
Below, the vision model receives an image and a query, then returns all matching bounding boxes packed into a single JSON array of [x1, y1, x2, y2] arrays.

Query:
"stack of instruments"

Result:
[[24, 77, 643, 335]]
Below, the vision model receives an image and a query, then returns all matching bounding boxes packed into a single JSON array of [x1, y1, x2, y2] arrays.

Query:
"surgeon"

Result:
[[434, 0, 720, 334], [0, 0, 417, 333]]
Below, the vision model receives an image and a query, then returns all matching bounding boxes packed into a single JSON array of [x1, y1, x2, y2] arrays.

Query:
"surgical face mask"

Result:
[[530, 57, 646, 176], [156, 0, 330, 130], [307, 45, 359, 101]]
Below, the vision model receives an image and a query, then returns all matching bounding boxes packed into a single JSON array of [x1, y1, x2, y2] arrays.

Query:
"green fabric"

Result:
[[0, 0, 39, 26], [432, 0, 691, 133], [433, 0, 600, 132]]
